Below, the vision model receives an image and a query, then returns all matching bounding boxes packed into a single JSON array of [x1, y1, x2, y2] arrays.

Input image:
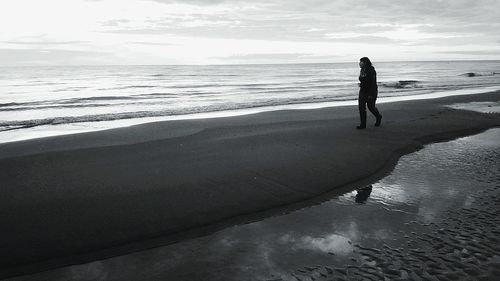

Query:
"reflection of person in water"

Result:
[[355, 185, 373, 204], [357, 57, 382, 129]]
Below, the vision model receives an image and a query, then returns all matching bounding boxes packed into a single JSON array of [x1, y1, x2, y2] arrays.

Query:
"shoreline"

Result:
[[0, 91, 499, 278], [2, 85, 499, 145]]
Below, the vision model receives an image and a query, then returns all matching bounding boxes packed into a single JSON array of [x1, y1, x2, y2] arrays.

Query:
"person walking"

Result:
[[357, 57, 382, 129]]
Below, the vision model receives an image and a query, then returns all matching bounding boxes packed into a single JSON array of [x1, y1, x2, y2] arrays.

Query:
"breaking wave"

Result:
[[460, 72, 500, 77], [380, 80, 421, 89], [0, 96, 355, 132]]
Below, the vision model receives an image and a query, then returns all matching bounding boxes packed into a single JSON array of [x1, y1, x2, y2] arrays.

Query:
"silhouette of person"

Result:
[[355, 185, 373, 204], [357, 57, 382, 129]]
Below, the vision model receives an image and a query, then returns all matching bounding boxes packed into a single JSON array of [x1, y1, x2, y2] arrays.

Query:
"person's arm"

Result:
[[359, 68, 374, 91], [359, 70, 368, 86]]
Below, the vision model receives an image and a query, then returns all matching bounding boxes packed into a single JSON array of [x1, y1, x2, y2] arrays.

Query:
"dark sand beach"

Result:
[[7, 125, 500, 281], [1, 91, 499, 279]]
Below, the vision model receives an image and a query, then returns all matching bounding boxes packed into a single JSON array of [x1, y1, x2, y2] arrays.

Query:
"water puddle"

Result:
[[8, 129, 500, 281], [447, 101, 500, 114]]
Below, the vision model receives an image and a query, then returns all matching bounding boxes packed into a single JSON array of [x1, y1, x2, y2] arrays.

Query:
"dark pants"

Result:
[[358, 94, 381, 127]]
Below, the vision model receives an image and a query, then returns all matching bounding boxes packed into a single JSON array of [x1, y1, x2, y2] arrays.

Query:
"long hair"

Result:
[[360, 57, 372, 67]]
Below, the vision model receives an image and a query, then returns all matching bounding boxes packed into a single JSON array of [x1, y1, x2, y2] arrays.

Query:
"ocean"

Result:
[[1, 61, 499, 143]]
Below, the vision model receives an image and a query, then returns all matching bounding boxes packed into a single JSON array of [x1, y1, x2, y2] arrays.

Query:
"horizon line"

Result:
[[1, 59, 500, 68]]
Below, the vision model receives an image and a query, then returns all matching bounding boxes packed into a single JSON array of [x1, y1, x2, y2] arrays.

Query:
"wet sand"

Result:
[[7, 128, 500, 281], [0, 91, 499, 279]]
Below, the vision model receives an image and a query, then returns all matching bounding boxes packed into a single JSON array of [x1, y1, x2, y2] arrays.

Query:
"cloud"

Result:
[[215, 52, 343, 64], [300, 234, 353, 255], [146, 0, 500, 23], [128, 41, 177, 46], [279, 233, 354, 255], [437, 50, 500, 56], [109, 0, 500, 44], [324, 35, 398, 44], [100, 19, 131, 27], [1, 40, 89, 46], [0, 49, 114, 66], [148, 0, 230, 5], [1, 0, 499, 64], [221, 53, 313, 60]]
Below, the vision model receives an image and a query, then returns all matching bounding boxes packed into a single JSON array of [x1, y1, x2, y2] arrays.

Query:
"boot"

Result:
[[357, 111, 366, 129], [375, 114, 382, 127]]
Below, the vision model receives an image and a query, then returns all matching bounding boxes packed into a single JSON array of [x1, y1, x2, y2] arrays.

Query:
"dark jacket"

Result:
[[359, 66, 378, 98]]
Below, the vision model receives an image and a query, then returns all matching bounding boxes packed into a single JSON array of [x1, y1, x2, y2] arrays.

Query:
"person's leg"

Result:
[[357, 95, 367, 129], [367, 97, 382, 126]]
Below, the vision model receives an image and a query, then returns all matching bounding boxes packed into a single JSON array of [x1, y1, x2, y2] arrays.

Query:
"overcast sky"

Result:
[[1, 0, 499, 65]]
